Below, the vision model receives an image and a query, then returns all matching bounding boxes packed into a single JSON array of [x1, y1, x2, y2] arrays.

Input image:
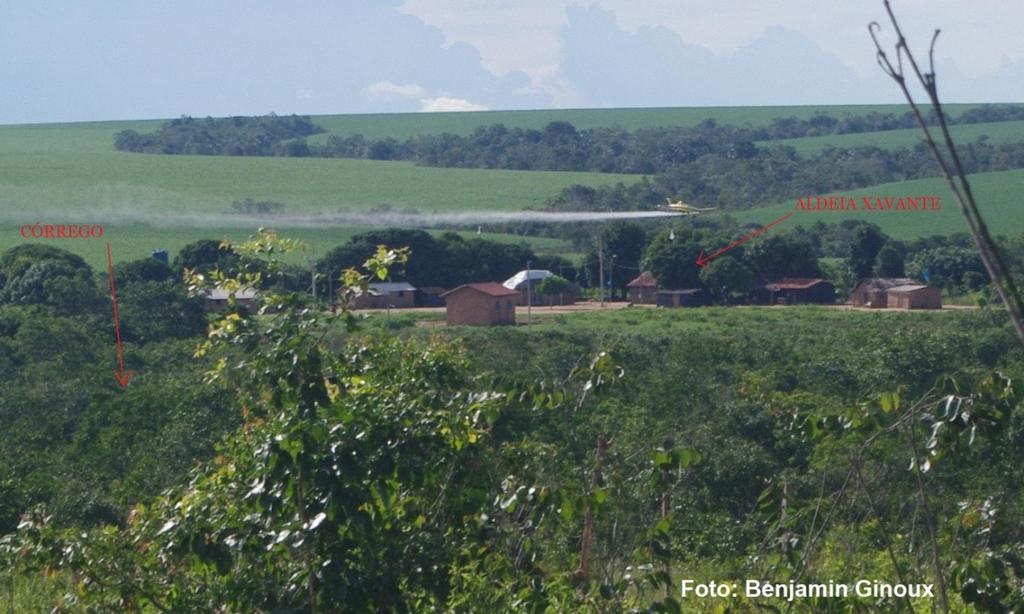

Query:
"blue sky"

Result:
[[2, 1, 1022, 124]]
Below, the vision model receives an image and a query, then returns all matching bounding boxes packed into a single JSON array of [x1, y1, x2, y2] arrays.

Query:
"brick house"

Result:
[[851, 278, 933, 308], [886, 284, 942, 309], [626, 271, 658, 304], [442, 283, 519, 326]]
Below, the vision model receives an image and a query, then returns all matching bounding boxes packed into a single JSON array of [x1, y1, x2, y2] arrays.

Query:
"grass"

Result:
[[728, 168, 1024, 240], [760, 120, 1024, 155], [0, 152, 640, 215], [526, 303, 983, 338]]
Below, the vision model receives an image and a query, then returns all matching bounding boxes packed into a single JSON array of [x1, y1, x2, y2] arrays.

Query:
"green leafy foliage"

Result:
[[113, 257, 174, 285], [908, 246, 989, 290], [118, 281, 206, 343], [2, 227, 1024, 611], [536, 274, 570, 295]]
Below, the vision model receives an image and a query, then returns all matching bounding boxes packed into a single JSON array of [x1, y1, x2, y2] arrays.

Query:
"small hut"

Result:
[[626, 271, 658, 304], [442, 283, 519, 326], [886, 284, 942, 309], [852, 278, 929, 308], [754, 278, 835, 305]]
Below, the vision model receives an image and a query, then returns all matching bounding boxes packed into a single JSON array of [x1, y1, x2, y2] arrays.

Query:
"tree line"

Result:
[[114, 114, 322, 156], [303, 105, 1024, 172]]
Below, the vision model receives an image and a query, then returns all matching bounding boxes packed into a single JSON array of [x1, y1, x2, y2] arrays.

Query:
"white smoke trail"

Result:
[[5, 208, 685, 228]]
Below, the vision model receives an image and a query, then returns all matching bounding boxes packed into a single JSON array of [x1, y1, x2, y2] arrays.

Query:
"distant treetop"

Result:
[[114, 114, 324, 156]]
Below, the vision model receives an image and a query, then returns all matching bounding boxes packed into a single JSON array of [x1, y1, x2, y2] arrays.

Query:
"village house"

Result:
[[851, 278, 941, 309], [655, 289, 707, 308], [885, 284, 943, 309], [349, 281, 417, 310], [752, 278, 836, 305], [442, 282, 519, 326], [204, 286, 258, 310], [626, 271, 658, 304]]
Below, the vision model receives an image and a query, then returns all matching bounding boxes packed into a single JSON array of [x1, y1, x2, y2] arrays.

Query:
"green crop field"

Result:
[[731, 168, 1024, 239], [759, 119, 1024, 155], [0, 104, 979, 148], [0, 152, 640, 215], [0, 117, 632, 269], [306, 104, 978, 141], [0, 117, 640, 215], [0, 103, 1016, 270]]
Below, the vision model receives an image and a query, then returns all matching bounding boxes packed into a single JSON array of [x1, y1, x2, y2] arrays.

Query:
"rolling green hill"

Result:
[[306, 104, 978, 140], [0, 152, 640, 216], [733, 168, 1024, 239], [0, 117, 638, 269], [0, 104, 980, 150], [1, 104, 1017, 270], [760, 119, 1024, 155]]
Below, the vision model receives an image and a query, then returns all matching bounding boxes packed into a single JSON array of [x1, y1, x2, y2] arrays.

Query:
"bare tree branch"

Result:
[[871, 0, 1024, 348]]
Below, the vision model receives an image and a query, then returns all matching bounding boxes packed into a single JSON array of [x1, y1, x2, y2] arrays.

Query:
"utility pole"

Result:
[[309, 249, 318, 303], [597, 237, 605, 307], [609, 255, 616, 302], [526, 260, 532, 331]]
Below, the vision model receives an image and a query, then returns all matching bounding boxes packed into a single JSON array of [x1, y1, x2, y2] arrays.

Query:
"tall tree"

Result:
[[849, 224, 889, 279], [874, 243, 905, 277]]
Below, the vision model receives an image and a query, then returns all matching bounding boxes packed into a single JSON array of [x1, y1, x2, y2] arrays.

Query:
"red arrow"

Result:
[[106, 241, 135, 388], [696, 211, 796, 268]]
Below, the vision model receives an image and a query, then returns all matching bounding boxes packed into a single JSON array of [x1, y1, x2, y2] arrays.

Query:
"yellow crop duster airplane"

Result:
[[657, 198, 718, 215]]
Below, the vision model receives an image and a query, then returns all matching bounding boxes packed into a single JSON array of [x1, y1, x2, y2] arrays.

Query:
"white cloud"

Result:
[[364, 80, 427, 99], [419, 96, 488, 112], [400, 1, 1024, 103]]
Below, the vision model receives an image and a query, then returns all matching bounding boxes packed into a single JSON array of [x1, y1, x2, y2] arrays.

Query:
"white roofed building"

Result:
[[502, 269, 554, 291], [501, 269, 576, 306]]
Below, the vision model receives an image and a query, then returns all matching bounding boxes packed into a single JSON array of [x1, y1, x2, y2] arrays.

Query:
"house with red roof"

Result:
[[441, 282, 520, 326]]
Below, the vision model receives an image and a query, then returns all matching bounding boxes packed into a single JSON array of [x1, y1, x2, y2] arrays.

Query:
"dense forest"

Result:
[[1, 231, 1023, 611]]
